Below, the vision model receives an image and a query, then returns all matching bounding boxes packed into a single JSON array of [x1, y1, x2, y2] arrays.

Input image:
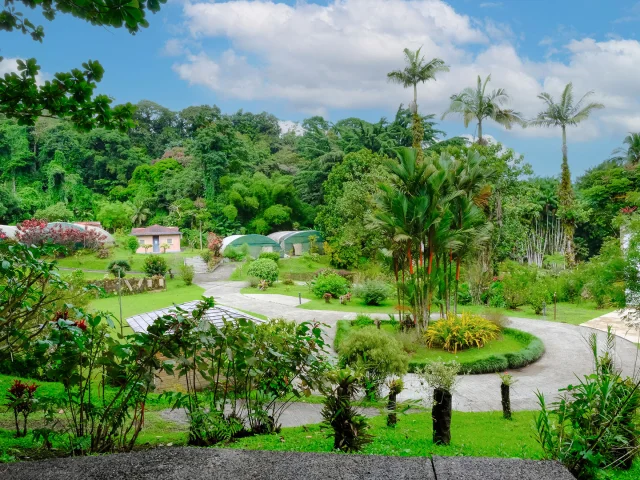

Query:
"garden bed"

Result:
[[334, 319, 545, 374]]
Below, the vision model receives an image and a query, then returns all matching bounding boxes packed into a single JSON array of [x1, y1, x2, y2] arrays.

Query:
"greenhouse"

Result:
[[76, 224, 115, 246], [267, 230, 324, 256], [221, 234, 282, 258], [0, 225, 18, 240]]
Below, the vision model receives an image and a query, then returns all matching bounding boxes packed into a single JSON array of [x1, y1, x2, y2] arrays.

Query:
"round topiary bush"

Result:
[[247, 258, 279, 284], [107, 260, 131, 278], [143, 254, 168, 277], [312, 272, 349, 299], [339, 326, 408, 399]]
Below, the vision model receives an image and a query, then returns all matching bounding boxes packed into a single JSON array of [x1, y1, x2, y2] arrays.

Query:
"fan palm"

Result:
[[530, 83, 604, 266], [442, 75, 524, 144], [613, 133, 640, 165], [131, 202, 151, 227]]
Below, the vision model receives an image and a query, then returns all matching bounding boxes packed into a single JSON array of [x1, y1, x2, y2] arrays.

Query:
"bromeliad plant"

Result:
[[424, 312, 500, 353], [163, 305, 329, 445], [5, 379, 39, 437]]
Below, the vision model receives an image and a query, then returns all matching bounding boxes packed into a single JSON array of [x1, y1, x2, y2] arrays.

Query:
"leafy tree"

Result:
[[442, 75, 524, 144], [125, 236, 140, 254], [97, 202, 134, 231], [530, 83, 604, 266], [0, 120, 33, 192], [0, 0, 166, 130], [34, 202, 74, 222], [131, 202, 151, 227]]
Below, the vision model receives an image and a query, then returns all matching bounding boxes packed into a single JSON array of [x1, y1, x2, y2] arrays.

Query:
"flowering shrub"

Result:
[[16, 219, 105, 254], [143, 255, 168, 277], [6, 379, 39, 437], [207, 232, 223, 256]]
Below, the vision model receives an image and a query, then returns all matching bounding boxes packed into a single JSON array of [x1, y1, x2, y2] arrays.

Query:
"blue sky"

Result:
[[4, 0, 640, 177]]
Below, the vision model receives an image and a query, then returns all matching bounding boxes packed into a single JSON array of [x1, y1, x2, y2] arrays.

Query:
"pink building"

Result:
[[131, 225, 182, 254]]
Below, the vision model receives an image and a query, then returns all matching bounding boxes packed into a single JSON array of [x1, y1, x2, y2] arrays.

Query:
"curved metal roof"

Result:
[[76, 224, 115, 245], [221, 234, 281, 252], [267, 231, 297, 243], [126, 301, 264, 334], [47, 222, 85, 231], [0, 225, 18, 239]]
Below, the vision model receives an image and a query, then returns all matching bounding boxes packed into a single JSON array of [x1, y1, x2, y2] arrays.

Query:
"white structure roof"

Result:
[[75, 224, 115, 246], [0, 225, 18, 239], [267, 231, 297, 243], [221, 234, 243, 251], [126, 301, 264, 334]]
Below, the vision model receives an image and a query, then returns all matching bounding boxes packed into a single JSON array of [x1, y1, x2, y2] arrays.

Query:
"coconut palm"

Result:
[[442, 75, 524, 144], [530, 82, 604, 266], [387, 48, 449, 111], [387, 48, 448, 153], [613, 133, 640, 165], [131, 202, 151, 227]]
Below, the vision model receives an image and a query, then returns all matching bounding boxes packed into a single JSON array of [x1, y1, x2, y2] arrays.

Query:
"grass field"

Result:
[[55, 247, 205, 272], [241, 282, 605, 323], [0, 372, 637, 477], [88, 277, 205, 334], [230, 255, 332, 282]]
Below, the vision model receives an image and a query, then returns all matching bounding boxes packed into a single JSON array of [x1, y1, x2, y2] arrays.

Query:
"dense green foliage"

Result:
[[311, 271, 349, 298], [246, 258, 279, 284]]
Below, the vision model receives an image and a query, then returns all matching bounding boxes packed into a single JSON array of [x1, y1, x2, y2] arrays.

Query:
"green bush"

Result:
[[259, 252, 280, 263], [246, 258, 279, 284], [201, 250, 212, 264], [527, 282, 551, 315], [501, 261, 535, 309], [107, 260, 131, 278], [487, 281, 506, 308], [312, 272, 349, 299], [223, 246, 244, 261], [353, 280, 390, 306], [339, 326, 408, 399], [457, 283, 472, 305], [180, 264, 195, 286], [143, 255, 168, 277], [125, 236, 139, 254], [424, 312, 501, 354]]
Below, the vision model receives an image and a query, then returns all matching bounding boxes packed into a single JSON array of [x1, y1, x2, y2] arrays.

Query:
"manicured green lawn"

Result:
[[461, 302, 605, 325], [241, 282, 605, 323], [230, 255, 332, 282], [88, 277, 205, 334], [241, 283, 397, 313], [55, 247, 205, 272]]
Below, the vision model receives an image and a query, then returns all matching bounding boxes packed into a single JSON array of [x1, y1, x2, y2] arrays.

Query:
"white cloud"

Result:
[[0, 58, 47, 84], [278, 120, 304, 135], [167, 0, 640, 141]]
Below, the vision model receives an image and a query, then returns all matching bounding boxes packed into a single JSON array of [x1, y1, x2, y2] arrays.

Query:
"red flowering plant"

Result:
[[207, 232, 223, 257], [620, 206, 638, 215], [6, 379, 39, 437], [16, 219, 106, 256]]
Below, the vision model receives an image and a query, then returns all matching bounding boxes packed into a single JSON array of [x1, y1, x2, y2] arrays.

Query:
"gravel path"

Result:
[[194, 267, 640, 413]]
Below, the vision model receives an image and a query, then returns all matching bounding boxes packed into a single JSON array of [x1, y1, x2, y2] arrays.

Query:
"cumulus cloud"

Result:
[[167, 0, 640, 141], [0, 58, 47, 84]]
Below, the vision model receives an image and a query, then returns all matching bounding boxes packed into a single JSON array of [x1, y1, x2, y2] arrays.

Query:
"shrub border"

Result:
[[334, 319, 545, 375]]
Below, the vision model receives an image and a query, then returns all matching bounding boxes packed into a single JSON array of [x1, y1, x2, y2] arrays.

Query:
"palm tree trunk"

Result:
[[559, 125, 576, 267], [477, 119, 483, 145], [413, 83, 417, 109]]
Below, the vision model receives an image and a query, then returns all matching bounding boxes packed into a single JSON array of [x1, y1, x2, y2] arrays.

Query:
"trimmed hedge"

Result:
[[334, 319, 545, 375]]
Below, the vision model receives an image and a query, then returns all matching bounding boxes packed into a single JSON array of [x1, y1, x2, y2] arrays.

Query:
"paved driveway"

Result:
[[195, 268, 640, 412]]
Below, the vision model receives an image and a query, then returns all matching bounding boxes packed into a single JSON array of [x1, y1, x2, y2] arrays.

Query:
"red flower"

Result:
[[621, 206, 637, 215], [8, 379, 38, 398], [74, 320, 87, 331]]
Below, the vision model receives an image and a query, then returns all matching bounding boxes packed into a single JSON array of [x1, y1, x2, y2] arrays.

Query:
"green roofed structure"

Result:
[[267, 230, 323, 256], [221, 234, 282, 258]]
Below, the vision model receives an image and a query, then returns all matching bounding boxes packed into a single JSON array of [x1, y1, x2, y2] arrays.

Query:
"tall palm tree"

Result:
[[442, 75, 524, 144], [387, 48, 449, 111], [530, 83, 604, 266], [613, 133, 640, 165], [387, 48, 448, 153]]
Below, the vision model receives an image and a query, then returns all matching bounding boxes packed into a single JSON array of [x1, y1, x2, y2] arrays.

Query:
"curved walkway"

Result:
[[195, 267, 640, 413]]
